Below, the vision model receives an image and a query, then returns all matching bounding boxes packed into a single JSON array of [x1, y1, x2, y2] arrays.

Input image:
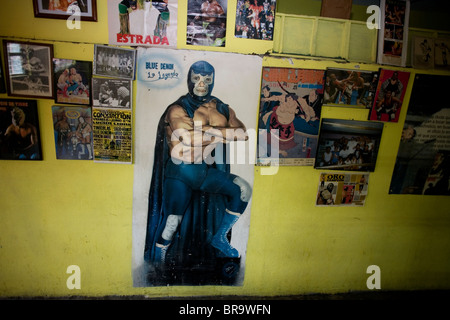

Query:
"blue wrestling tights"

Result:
[[154, 161, 252, 261]]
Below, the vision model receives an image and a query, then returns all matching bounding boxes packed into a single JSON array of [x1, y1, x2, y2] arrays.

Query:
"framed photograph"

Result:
[[52, 105, 93, 160], [93, 45, 136, 80], [368, 68, 410, 122], [0, 99, 43, 160], [92, 77, 132, 109], [53, 58, 92, 105], [33, 0, 97, 21], [314, 118, 384, 172], [2, 40, 54, 99], [324, 68, 380, 109]]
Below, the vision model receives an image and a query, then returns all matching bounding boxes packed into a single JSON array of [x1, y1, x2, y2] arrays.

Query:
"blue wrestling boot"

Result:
[[153, 239, 171, 266], [211, 212, 240, 258]]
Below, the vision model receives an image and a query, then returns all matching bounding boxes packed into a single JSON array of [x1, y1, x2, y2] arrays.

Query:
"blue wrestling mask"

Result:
[[187, 61, 215, 102]]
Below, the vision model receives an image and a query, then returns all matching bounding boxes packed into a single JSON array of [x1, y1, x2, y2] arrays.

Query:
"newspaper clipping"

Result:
[[316, 172, 370, 206]]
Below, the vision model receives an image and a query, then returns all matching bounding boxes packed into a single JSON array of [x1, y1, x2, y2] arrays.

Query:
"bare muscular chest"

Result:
[[192, 103, 228, 128]]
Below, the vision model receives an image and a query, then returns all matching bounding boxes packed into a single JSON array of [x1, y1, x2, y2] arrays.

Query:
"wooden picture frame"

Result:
[[33, 0, 98, 22], [2, 40, 55, 99]]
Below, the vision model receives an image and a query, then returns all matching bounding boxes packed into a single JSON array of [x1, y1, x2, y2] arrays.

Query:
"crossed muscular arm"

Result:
[[165, 103, 247, 148]]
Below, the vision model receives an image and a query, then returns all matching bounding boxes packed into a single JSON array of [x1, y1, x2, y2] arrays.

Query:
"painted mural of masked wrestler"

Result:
[[144, 61, 251, 273]]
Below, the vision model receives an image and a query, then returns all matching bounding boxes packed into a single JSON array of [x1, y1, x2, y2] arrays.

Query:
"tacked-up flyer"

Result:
[[92, 108, 132, 164]]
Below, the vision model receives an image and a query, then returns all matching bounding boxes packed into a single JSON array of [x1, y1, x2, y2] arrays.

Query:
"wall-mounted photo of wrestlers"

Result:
[[132, 47, 262, 286], [314, 118, 384, 172]]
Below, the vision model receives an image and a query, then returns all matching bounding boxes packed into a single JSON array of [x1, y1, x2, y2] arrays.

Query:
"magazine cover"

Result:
[[52, 105, 93, 160], [377, 0, 410, 67], [132, 48, 262, 287], [412, 36, 435, 70], [389, 74, 450, 195], [316, 172, 370, 206], [108, 0, 178, 48], [53, 58, 92, 106], [92, 108, 132, 164], [187, 0, 227, 47], [235, 0, 277, 40], [257, 67, 325, 166], [0, 99, 42, 160], [368, 68, 410, 122], [324, 68, 379, 109], [314, 118, 384, 172]]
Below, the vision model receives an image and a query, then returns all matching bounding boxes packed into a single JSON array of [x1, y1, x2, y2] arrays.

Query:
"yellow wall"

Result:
[[1, 0, 450, 298]]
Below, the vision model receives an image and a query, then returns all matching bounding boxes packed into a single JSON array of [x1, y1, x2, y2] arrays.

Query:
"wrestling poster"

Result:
[[0, 99, 42, 160], [92, 108, 132, 164], [132, 47, 262, 286], [390, 74, 450, 195], [235, 0, 277, 40], [257, 67, 325, 166], [187, 0, 227, 47], [108, 0, 177, 48], [324, 68, 379, 109], [377, 0, 410, 67], [52, 105, 93, 160], [316, 172, 370, 206], [368, 68, 410, 122]]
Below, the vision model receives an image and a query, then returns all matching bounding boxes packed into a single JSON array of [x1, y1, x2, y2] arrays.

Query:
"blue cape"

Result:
[[144, 93, 231, 278]]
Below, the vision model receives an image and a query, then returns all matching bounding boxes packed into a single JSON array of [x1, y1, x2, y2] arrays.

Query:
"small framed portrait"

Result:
[[53, 58, 92, 105], [33, 0, 98, 21], [2, 40, 54, 99], [93, 45, 136, 80], [92, 77, 132, 109]]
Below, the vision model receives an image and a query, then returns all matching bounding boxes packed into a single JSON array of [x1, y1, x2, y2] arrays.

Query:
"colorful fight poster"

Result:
[[235, 0, 277, 40], [52, 105, 93, 160], [132, 48, 262, 286], [316, 172, 370, 206], [257, 67, 325, 166], [187, 0, 227, 47], [0, 99, 42, 160], [324, 68, 379, 109], [53, 58, 92, 106], [368, 68, 410, 122], [92, 108, 132, 164], [390, 74, 450, 195], [108, 0, 177, 48], [377, 0, 410, 67]]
